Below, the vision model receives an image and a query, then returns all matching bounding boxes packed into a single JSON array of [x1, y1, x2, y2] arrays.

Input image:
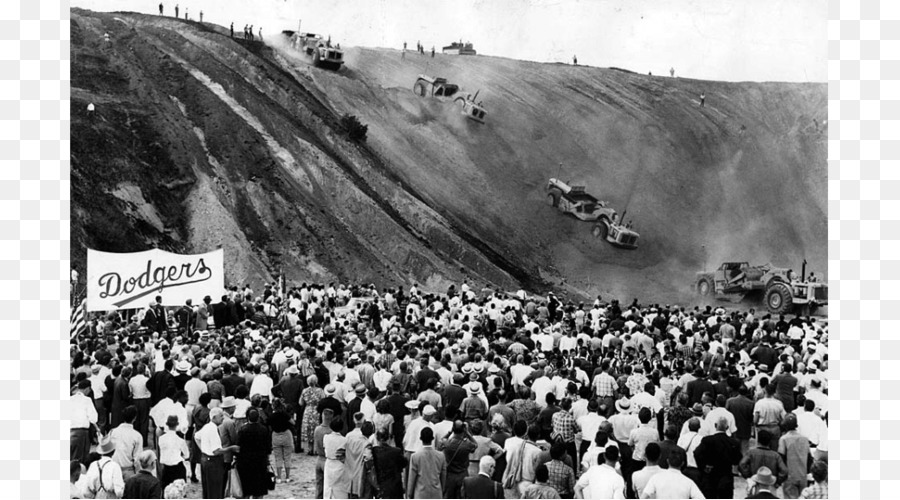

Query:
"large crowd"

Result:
[[69, 280, 829, 499]]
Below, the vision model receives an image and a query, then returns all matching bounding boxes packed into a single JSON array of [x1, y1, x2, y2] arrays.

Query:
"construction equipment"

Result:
[[286, 30, 344, 70], [454, 91, 486, 124], [546, 178, 639, 249], [441, 41, 476, 55], [413, 75, 460, 98], [695, 260, 828, 314]]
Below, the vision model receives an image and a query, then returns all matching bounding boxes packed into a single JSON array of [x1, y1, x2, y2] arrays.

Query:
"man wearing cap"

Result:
[[461, 382, 488, 426], [159, 414, 190, 489], [71, 379, 98, 465], [778, 413, 811, 499], [346, 384, 367, 432], [746, 466, 779, 499], [693, 416, 742, 499], [84, 436, 125, 499], [407, 427, 447, 499], [403, 402, 433, 473]]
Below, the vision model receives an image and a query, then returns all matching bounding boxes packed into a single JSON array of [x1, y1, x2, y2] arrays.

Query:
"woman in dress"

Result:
[[268, 398, 295, 483], [235, 408, 272, 499], [322, 418, 349, 499], [298, 375, 325, 455]]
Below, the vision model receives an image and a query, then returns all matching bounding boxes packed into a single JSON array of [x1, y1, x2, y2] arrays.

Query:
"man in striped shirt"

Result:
[[592, 361, 617, 417]]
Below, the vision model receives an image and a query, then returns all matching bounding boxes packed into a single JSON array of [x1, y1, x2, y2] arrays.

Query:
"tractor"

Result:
[[413, 75, 460, 99], [455, 91, 487, 124], [288, 31, 344, 70], [695, 261, 828, 314], [546, 178, 639, 249]]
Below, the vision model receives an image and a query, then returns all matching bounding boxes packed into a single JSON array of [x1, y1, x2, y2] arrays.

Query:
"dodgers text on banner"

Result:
[[86, 248, 225, 311]]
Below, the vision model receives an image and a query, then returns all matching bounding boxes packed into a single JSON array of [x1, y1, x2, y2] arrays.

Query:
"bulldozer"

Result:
[[695, 260, 828, 314], [286, 30, 344, 70], [413, 75, 460, 99], [455, 91, 487, 124], [546, 178, 639, 249]]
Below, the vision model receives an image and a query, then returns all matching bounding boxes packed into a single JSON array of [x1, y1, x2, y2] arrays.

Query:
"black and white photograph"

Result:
[[68, 1, 828, 498]]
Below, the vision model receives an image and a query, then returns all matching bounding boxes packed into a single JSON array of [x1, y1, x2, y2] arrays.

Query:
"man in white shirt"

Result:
[[71, 380, 98, 465], [195, 407, 239, 499], [676, 418, 703, 484], [128, 363, 152, 446], [795, 399, 828, 451], [84, 437, 125, 499], [574, 446, 625, 499], [640, 449, 704, 499], [150, 389, 189, 435], [110, 406, 143, 480], [89, 364, 110, 432], [631, 442, 663, 499], [250, 363, 274, 399], [158, 414, 190, 490]]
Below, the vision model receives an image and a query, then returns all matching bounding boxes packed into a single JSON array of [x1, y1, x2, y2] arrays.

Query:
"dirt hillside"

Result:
[[71, 10, 827, 304]]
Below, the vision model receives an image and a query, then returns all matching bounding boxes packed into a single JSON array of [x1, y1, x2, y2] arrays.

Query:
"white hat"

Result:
[[176, 360, 190, 372], [423, 405, 436, 416]]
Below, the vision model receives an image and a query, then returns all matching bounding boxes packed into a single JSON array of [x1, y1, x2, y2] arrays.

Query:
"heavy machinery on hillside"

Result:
[[546, 178, 639, 249], [442, 41, 476, 55], [284, 30, 344, 70], [413, 75, 460, 98], [695, 261, 828, 314], [455, 91, 487, 124]]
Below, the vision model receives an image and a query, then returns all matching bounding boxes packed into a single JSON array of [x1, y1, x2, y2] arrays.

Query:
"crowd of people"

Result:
[[70, 279, 829, 499]]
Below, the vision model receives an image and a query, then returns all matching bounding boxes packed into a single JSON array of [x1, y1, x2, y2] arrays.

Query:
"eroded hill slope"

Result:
[[71, 10, 827, 303]]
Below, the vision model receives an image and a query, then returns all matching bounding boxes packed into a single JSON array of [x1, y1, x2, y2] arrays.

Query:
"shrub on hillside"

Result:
[[341, 114, 368, 142]]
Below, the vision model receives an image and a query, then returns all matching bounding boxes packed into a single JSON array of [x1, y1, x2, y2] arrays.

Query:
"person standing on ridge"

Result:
[[431, 46, 435, 57], [230, 22, 234, 38], [573, 55, 578, 65], [174, 3, 179, 18], [199, 10, 203, 23], [700, 92, 706, 107], [158, 2, 163, 15], [670, 67, 675, 77]]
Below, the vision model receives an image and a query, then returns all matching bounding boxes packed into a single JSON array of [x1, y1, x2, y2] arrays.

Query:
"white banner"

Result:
[[86, 248, 224, 311]]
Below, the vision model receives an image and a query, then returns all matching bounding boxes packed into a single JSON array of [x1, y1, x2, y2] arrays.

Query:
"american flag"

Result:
[[70, 298, 87, 340]]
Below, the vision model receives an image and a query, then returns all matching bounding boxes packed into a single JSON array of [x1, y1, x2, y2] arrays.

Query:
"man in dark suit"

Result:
[[142, 302, 158, 331], [685, 368, 714, 406], [726, 385, 756, 457], [694, 416, 742, 499], [461, 456, 504, 499], [147, 359, 175, 406], [212, 296, 230, 328]]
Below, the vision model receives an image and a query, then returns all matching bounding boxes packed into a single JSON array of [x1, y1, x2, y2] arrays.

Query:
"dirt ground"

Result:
[[171, 450, 757, 499], [180, 451, 318, 499]]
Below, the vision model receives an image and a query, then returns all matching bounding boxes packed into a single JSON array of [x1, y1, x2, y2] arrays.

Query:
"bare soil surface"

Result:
[[72, 9, 827, 306]]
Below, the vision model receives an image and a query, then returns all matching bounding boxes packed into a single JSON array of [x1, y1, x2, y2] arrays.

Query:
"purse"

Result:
[[225, 467, 243, 498], [267, 465, 277, 490], [502, 441, 526, 490]]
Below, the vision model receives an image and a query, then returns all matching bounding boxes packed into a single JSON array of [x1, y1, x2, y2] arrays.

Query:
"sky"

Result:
[[72, 0, 827, 82]]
